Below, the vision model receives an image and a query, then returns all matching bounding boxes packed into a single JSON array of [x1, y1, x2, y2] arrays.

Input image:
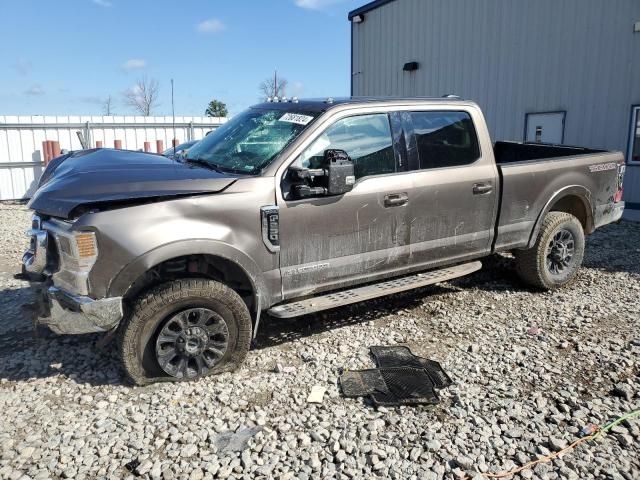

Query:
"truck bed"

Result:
[[494, 141, 605, 164], [493, 141, 624, 252]]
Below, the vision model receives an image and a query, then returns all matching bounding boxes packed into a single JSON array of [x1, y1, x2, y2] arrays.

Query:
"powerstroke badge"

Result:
[[589, 162, 617, 173], [283, 263, 330, 277]]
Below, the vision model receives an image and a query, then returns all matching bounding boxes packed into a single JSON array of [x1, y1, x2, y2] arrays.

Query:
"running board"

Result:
[[268, 261, 482, 319]]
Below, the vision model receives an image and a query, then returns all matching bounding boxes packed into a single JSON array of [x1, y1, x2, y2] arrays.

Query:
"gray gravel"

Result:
[[0, 202, 638, 480]]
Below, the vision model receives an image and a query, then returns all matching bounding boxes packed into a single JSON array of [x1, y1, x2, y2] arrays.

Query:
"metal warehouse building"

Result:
[[349, 0, 640, 219]]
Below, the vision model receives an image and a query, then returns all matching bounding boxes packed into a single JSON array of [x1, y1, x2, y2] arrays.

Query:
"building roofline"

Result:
[[348, 0, 397, 20]]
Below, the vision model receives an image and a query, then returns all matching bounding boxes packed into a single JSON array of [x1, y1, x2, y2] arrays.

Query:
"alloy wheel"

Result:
[[155, 307, 229, 378], [546, 228, 575, 276]]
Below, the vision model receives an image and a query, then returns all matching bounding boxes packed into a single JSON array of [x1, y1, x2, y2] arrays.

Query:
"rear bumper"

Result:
[[31, 283, 123, 335], [595, 202, 625, 229]]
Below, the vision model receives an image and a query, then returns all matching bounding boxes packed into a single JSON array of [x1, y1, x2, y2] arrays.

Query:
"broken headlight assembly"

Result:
[[60, 231, 99, 268], [49, 225, 99, 295]]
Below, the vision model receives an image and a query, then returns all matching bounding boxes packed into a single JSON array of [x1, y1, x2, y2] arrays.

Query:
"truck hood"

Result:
[[28, 148, 239, 218]]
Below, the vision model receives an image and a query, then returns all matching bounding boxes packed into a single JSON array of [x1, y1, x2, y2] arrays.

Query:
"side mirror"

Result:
[[324, 149, 355, 195], [289, 149, 355, 199]]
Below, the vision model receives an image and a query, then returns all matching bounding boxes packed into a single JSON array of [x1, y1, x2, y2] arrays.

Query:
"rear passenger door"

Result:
[[403, 109, 499, 269]]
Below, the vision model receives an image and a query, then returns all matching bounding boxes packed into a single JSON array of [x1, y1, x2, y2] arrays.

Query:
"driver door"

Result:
[[277, 113, 413, 300]]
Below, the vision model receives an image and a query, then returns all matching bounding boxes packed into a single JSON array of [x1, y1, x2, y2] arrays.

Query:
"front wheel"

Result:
[[514, 212, 585, 290], [118, 279, 252, 385]]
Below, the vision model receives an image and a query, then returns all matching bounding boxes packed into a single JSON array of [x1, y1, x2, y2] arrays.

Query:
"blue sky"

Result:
[[0, 0, 364, 116]]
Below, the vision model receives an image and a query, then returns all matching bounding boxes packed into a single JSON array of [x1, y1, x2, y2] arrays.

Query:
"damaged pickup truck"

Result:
[[22, 97, 626, 384]]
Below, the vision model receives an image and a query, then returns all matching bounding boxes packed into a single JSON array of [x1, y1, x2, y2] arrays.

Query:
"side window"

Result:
[[410, 111, 480, 169], [297, 114, 395, 179]]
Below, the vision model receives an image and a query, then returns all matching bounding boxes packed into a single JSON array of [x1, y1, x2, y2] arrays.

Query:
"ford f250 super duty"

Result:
[[22, 97, 626, 384]]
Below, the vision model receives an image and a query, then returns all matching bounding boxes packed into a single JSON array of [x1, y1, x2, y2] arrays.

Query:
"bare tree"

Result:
[[123, 76, 160, 116], [102, 95, 114, 116], [259, 71, 288, 98]]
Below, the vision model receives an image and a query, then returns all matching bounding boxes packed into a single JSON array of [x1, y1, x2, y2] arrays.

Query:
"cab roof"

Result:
[[251, 96, 475, 114]]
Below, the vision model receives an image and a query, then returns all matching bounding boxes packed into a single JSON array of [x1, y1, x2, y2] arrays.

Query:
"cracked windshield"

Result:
[[185, 108, 317, 174]]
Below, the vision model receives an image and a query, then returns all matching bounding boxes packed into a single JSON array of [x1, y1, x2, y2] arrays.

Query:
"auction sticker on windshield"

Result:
[[279, 113, 314, 126]]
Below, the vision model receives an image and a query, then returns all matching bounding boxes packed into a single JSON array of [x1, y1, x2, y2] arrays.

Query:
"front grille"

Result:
[[46, 235, 60, 273], [25, 214, 60, 275]]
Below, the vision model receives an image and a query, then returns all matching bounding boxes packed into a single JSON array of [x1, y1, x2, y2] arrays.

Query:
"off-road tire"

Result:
[[514, 212, 585, 290], [118, 278, 252, 385]]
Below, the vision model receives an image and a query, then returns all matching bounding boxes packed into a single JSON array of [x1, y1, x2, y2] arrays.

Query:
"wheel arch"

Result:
[[108, 240, 268, 331], [527, 186, 594, 249]]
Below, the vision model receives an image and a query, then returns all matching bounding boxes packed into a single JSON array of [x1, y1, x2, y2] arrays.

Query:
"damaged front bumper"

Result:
[[22, 213, 123, 335], [31, 283, 123, 335]]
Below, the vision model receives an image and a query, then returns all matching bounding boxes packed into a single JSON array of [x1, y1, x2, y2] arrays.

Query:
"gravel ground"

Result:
[[0, 202, 638, 480]]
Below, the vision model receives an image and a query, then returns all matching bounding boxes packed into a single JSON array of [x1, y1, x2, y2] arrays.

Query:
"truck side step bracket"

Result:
[[267, 261, 482, 318]]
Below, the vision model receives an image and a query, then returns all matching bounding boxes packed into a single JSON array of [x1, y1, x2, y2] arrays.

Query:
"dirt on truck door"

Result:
[[278, 112, 412, 300], [402, 109, 499, 268]]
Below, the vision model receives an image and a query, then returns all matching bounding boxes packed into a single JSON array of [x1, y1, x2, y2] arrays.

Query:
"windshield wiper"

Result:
[[217, 164, 255, 175], [183, 157, 253, 176], [182, 157, 224, 173]]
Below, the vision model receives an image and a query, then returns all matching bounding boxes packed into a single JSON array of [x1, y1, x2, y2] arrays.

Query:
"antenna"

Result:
[[274, 70, 278, 98], [171, 78, 176, 156]]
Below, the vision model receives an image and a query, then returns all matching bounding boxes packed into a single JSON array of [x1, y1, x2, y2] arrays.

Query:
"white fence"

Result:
[[0, 115, 226, 200]]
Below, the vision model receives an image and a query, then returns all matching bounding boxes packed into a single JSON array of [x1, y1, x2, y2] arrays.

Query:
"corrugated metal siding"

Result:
[[0, 115, 225, 200], [351, 0, 640, 210]]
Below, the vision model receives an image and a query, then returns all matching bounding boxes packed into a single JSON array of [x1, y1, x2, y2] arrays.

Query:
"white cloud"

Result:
[[125, 84, 142, 96], [196, 18, 226, 34], [13, 58, 32, 76], [121, 59, 147, 71], [24, 85, 45, 96], [92, 0, 113, 7], [294, 0, 347, 10]]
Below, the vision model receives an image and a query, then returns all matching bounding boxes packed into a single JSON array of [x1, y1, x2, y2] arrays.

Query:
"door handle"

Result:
[[473, 183, 493, 195], [384, 193, 409, 207]]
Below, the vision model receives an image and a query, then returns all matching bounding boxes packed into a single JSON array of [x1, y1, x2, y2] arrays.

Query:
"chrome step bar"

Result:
[[268, 261, 482, 319]]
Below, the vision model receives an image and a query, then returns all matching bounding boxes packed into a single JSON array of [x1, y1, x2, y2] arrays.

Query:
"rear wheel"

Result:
[[514, 212, 585, 290], [118, 278, 252, 385]]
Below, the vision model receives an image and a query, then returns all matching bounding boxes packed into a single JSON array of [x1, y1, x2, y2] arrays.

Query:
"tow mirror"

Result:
[[289, 149, 355, 199], [324, 149, 356, 195]]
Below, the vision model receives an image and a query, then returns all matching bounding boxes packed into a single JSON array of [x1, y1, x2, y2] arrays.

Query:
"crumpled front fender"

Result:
[[108, 239, 270, 309]]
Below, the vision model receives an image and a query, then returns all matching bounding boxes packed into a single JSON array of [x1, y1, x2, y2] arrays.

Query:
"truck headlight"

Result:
[[56, 231, 98, 295], [38, 218, 100, 296], [56, 231, 98, 269]]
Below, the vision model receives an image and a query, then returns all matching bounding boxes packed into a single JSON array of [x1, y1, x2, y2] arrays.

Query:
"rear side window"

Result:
[[410, 111, 480, 169]]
